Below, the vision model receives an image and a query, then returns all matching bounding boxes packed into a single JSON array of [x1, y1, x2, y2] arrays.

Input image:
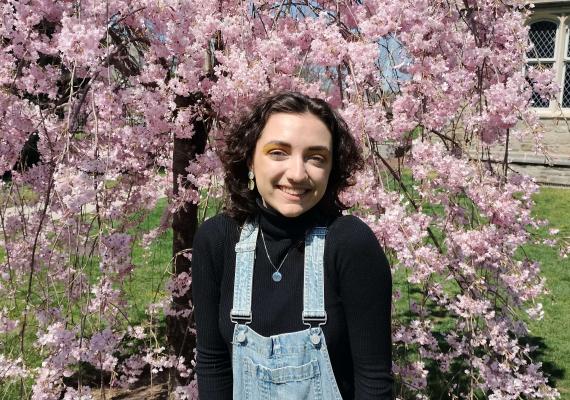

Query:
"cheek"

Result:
[[314, 168, 332, 188], [324, 166, 334, 190]]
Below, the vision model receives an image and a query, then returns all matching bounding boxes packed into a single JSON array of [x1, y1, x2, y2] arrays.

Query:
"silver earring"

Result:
[[248, 170, 255, 191]]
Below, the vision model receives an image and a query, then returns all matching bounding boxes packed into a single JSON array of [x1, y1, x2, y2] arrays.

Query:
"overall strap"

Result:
[[302, 226, 328, 326], [230, 218, 258, 324]]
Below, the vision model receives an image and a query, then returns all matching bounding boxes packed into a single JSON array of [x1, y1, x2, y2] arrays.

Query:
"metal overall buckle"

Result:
[[303, 314, 327, 346]]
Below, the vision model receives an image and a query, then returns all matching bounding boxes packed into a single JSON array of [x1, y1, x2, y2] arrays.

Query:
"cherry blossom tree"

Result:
[[0, 0, 561, 398]]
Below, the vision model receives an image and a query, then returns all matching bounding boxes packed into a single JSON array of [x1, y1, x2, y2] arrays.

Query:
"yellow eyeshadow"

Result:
[[262, 144, 288, 153]]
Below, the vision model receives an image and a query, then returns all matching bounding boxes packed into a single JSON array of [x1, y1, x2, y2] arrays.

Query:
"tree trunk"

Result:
[[167, 94, 209, 385]]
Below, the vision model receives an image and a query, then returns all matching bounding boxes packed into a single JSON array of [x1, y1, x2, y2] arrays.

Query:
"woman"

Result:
[[192, 92, 393, 399]]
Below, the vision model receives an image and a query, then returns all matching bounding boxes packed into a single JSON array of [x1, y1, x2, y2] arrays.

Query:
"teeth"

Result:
[[279, 186, 307, 195]]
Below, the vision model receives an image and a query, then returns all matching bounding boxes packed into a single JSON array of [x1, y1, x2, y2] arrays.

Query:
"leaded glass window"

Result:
[[529, 63, 554, 108], [562, 64, 570, 107], [528, 21, 557, 59], [528, 21, 557, 108], [563, 24, 570, 108]]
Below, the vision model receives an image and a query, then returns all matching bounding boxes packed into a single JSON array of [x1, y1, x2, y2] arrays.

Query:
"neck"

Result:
[[256, 198, 325, 240]]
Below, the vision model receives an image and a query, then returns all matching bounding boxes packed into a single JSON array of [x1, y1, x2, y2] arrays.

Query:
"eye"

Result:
[[268, 149, 288, 159], [308, 155, 327, 165]]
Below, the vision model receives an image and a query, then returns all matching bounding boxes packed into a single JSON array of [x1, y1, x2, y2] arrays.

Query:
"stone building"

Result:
[[513, 0, 570, 185]]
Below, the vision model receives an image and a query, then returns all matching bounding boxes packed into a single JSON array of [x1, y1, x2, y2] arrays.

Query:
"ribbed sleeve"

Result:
[[328, 216, 393, 398], [192, 217, 233, 399]]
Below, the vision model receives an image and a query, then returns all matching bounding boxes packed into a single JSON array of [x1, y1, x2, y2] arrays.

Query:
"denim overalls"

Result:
[[230, 220, 343, 400]]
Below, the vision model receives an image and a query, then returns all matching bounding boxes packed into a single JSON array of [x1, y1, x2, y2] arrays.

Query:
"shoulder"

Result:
[[196, 212, 238, 233], [327, 214, 379, 246], [192, 213, 241, 281], [194, 213, 241, 247], [325, 214, 388, 270]]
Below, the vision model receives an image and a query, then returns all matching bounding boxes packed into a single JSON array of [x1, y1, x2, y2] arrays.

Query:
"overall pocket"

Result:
[[241, 357, 323, 400]]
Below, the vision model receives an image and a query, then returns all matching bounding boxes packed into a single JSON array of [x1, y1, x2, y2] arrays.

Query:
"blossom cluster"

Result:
[[0, 0, 561, 398]]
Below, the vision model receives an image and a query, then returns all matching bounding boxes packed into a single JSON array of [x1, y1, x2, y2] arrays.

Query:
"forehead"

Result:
[[258, 112, 332, 148]]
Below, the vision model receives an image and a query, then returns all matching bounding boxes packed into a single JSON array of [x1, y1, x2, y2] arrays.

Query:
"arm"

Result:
[[332, 216, 393, 399], [192, 217, 233, 399]]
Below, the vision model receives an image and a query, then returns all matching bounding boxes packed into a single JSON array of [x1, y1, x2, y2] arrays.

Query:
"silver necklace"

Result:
[[260, 228, 291, 282]]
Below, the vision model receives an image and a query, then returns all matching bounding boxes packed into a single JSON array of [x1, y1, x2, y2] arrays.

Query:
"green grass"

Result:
[[127, 198, 173, 323], [2, 185, 569, 399], [0, 184, 39, 214], [0, 198, 176, 400], [525, 187, 570, 399], [390, 185, 570, 398]]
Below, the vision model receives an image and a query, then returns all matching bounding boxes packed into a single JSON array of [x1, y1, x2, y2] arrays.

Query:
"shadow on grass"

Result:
[[521, 335, 566, 388], [393, 281, 565, 398], [64, 366, 171, 400]]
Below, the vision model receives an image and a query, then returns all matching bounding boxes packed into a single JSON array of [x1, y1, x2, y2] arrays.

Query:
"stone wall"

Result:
[[377, 119, 570, 186], [503, 118, 570, 186]]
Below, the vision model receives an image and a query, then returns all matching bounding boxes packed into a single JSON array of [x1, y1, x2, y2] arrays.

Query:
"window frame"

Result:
[[562, 20, 570, 107], [527, 18, 560, 110]]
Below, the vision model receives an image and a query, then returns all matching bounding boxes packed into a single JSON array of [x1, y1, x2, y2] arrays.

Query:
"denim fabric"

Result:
[[230, 220, 343, 400]]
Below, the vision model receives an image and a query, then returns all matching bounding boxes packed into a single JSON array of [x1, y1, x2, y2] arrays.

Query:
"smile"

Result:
[[277, 186, 310, 196]]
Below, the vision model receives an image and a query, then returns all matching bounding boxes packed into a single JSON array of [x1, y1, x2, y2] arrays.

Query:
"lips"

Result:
[[277, 186, 310, 197]]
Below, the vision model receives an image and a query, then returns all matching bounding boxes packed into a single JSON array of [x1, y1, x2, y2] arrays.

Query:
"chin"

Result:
[[279, 210, 306, 218], [274, 204, 311, 218]]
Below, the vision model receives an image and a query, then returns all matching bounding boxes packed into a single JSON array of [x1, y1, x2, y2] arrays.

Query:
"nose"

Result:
[[286, 156, 308, 182]]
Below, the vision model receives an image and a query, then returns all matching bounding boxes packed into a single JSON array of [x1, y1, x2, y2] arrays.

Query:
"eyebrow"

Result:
[[263, 141, 331, 152]]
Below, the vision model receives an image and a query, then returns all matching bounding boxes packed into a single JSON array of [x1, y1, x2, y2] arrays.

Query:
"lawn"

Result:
[[1, 186, 569, 399], [525, 187, 570, 399], [130, 186, 570, 398]]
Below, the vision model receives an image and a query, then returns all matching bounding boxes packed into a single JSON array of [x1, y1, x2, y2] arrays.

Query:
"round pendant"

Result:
[[272, 271, 282, 282]]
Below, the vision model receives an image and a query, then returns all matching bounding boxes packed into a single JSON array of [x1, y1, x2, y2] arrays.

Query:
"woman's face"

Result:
[[250, 112, 333, 218]]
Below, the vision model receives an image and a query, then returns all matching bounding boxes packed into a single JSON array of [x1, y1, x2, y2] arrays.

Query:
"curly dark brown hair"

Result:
[[221, 91, 363, 222]]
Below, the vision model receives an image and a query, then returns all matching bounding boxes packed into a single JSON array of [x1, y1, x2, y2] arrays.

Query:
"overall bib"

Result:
[[230, 220, 343, 400]]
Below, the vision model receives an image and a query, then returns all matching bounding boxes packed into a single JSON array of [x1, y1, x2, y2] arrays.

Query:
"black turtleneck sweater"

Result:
[[192, 203, 393, 399]]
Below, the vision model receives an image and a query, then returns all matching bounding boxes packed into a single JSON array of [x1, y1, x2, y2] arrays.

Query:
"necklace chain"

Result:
[[260, 228, 291, 280]]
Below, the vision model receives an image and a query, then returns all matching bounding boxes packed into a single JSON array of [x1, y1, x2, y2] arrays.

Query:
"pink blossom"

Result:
[[0, 308, 18, 334], [0, 0, 560, 397]]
